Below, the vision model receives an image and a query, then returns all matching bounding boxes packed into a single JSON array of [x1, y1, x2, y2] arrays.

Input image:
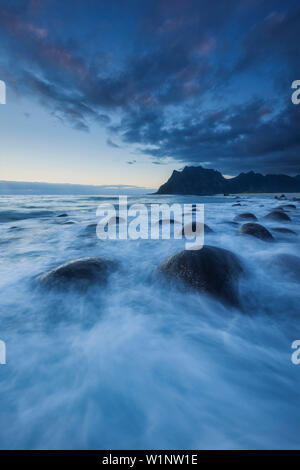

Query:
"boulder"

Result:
[[272, 227, 297, 235], [38, 257, 116, 290], [181, 222, 213, 236], [81, 223, 97, 237], [264, 210, 291, 222], [158, 245, 243, 306], [239, 223, 274, 241], [235, 212, 257, 221], [278, 204, 297, 210]]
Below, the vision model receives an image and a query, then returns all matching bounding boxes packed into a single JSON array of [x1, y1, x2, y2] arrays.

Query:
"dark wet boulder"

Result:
[[272, 227, 297, 235], [182, 222, 213, 236], [204, 223, 213, 233], [235, 212, 257, 221], [158, 246, 243, 306], [239, 223, 274, 241], [81, 223, 97, 237], [264, 210, 291, 222], [38, 257, 116, 290], [278, 204, 296, 210]]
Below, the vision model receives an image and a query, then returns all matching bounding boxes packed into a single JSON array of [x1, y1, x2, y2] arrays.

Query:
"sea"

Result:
[[0, 193, 299, 449]]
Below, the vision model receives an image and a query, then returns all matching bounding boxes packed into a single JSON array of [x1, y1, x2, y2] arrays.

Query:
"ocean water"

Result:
[[0, 193, 299, 449]]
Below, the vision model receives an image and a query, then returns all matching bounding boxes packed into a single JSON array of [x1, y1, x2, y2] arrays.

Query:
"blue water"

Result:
[[0, 194, 299, 449]]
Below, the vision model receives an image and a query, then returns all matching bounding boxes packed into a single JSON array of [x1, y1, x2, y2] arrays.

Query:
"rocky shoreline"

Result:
[[35, 194, 299, 310]]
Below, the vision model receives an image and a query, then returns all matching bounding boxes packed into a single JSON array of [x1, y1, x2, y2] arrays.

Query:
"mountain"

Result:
[[156, 166, 300, 195]]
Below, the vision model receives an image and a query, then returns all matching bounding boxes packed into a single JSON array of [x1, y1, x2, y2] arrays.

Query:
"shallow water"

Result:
[[0, 194, 299, 449]]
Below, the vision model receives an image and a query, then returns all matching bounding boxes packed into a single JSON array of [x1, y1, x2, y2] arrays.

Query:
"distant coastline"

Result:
[[0, 180, 151, 196]]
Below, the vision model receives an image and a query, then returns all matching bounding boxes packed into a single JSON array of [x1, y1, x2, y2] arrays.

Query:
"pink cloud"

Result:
[[42, 46, 87, 77], [1, 11, 47, 39], [1, 9, 86, 78]]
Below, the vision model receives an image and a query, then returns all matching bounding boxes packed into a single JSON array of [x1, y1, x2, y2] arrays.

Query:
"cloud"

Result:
[[120, 99, 300, 174], [0, 0, 300, 173], [107, 138, 120, 148]]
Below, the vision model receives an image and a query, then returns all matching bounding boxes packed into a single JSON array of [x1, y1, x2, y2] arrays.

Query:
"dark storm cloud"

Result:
[[0, 0, 300, 173], [133, 100, 300, 174], [236, 8, 300, 80]]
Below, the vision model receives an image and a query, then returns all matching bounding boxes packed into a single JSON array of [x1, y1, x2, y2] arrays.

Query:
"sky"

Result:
[[0, 0, 300, 189]]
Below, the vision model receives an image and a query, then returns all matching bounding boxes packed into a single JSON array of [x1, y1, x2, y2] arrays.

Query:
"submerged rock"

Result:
[[272, 227, 297, 235], [264, 210, 291, 222], [38, 257, 116, 290], [278, 204, 297, 210], [83, 223, 97, 233], [239, 223, 274, 241], [158, 245, 243, 306], [181, 222, 213, 236], [235, 212, 257, 221]]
